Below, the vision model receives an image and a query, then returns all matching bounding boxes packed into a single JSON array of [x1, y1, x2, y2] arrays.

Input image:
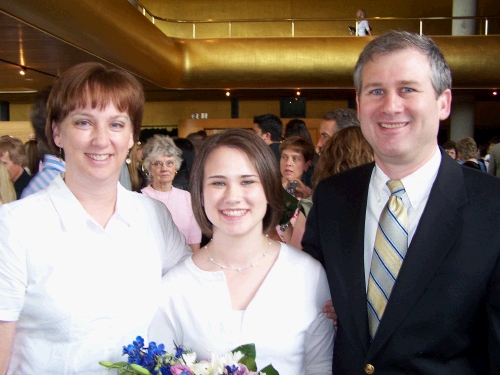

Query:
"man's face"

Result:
[[0, 151, 22, 182], [253, 123, 270, 145], [356, 48, 451, 174], [316, 119, 336, 154], [445, 148, 456, 160]]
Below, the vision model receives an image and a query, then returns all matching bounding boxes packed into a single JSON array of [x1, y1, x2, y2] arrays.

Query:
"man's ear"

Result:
[[438, 89, 452, 121]]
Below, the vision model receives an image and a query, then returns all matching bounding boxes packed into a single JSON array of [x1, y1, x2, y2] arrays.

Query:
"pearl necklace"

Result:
[[205, 235, 271, 272]]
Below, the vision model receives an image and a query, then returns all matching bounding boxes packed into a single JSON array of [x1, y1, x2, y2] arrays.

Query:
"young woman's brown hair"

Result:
[[190, 129, 284, 237]]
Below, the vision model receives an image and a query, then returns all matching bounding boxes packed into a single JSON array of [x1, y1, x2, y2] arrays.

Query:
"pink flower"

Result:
[[230, 364, 251, 375], [170, 364, 194, 375]]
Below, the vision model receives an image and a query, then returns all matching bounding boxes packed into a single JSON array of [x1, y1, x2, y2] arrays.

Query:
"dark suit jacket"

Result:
[[303, 150, 500, 374]]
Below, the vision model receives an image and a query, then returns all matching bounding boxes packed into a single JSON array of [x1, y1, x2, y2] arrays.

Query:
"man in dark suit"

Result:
[[303, 30, 500, 374]]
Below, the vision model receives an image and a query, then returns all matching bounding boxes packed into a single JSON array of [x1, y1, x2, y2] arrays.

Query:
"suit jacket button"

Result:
[[364, 364, 375, 374]]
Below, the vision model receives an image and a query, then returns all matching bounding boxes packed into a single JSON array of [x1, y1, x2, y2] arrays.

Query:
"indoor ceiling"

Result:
[[0, 9, 360, 104], [0, 8, 498, 106]]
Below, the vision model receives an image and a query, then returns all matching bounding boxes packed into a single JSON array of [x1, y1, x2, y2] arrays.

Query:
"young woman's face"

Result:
[[203, 146, 267, 238]]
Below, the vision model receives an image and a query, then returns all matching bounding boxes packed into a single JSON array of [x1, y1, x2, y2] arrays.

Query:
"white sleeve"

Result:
[[148, 278, 183, 348], [151, 200, 192, 276], [304, 264, 334, 375], [0, 206, 27, 321]]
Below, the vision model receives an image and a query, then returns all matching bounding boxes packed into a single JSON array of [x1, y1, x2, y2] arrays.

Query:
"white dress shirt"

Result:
[[0, 175, 191, 374], [363, 148, 442, 288]]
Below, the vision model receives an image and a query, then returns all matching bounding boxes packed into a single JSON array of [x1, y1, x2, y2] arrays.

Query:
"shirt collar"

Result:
[[373, 146, 441, 209], [48, 175, 136, 231]]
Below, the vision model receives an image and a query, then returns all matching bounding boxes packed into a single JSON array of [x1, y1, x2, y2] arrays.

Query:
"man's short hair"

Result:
[[442, 140, 457, 151], [353, 30, 452, 96], [253, 114, 283, 142], [323, 108, 360, 131], [0, 136, 27, 166], [456, 137, 478, 160]]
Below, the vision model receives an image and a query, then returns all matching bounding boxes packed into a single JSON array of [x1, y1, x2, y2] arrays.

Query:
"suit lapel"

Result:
[[368, 152, 468, 357]]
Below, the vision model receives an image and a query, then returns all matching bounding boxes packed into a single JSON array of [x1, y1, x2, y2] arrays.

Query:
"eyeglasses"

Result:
[[151, 160, 175, 168]]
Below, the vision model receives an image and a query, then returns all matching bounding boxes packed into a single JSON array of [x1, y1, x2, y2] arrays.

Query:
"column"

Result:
[[452, 0, 477, 35], [450, 95, 475, 141], [449, 0, 477, 141]]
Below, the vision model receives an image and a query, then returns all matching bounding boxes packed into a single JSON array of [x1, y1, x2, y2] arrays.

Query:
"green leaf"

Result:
[[232, 343, 256, 359], [259, 364, 280, 375], [99, 361, 128, 369], [128, 364, 152, 375], [239, 356, 257, 371]]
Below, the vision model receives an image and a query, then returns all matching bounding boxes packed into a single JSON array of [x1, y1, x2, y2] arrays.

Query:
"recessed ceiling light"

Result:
[[19, 67, 26, 75]]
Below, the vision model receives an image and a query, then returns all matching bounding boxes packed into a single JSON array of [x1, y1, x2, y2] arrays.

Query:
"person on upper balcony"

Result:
[[356, 8, 372, 36]]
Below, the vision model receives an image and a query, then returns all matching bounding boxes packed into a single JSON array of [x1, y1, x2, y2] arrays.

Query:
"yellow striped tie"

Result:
[[367, 180, 408, 340]]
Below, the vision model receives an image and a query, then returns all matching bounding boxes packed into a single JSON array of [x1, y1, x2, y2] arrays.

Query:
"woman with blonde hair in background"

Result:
[[0, 162, 16, 205], [312, 126, 374, 189], [142, 134, 202, 252]]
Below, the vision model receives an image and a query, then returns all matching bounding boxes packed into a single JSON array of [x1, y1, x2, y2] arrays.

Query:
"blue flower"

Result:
[[226, 364, 239, 374], [123, 344, 142, 364], [133, 336, 145, 349], [148, 342, 166, 357], [173, 342, 185, 358], [158, 363, 172, 375]]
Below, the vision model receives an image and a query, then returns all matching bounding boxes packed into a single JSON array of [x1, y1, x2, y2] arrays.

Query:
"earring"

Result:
[[58, 148, 63, 161], [125, 150, 131, 165]]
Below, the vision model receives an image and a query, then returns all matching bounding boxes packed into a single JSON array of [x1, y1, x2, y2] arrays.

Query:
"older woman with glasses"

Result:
[[141, 135, 202, 252]]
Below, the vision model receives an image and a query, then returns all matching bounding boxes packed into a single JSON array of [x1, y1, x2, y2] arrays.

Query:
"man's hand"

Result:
[[323, 300, 338, 327]]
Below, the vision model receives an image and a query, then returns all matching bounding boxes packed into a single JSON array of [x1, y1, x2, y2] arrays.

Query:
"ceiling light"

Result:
[[0, 90, 37, 94], [493, 91, 498, 96], [19, 67, 26, 75], [296, 91, 301, 96], [225, 91, 230, 97]]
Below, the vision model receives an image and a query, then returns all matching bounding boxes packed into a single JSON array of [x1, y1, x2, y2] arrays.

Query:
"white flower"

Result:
[[181, 351, 197, 366], [207, 351, 225, 374], [221, 350, 245, 365], [190, 360, 215, 375]]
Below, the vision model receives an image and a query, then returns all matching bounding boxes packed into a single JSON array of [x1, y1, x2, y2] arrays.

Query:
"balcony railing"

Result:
[[132, 0, 499, 39]]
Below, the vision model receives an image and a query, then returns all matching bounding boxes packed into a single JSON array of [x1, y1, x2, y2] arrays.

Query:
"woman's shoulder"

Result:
[[0, 187, 52, 218], [161, 256, 202, 289], [171, 186, 192, 199], [278, 243, 324, 271]]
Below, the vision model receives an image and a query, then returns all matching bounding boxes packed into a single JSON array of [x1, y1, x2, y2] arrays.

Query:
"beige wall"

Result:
[[142, 99, 350, 127], [0, 121, 34, 142], [8, 104, 31, 122]]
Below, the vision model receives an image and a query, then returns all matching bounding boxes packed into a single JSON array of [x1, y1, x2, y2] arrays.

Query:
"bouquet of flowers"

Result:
[[100, 336, 279, 375]]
